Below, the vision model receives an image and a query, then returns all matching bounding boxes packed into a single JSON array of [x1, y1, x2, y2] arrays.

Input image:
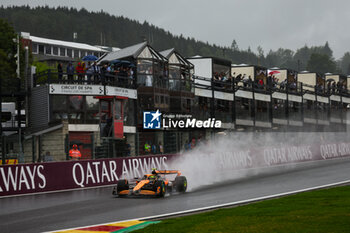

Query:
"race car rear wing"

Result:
[[156, 170, 181, 176]]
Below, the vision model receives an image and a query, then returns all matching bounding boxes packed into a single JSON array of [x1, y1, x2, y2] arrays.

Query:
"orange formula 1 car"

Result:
[[112, 169, 187, 197]]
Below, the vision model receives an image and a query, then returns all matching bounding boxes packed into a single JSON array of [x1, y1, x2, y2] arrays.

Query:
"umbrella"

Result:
[[120, 60, 133, 67], [269, 70, 280, 75], [82, 55, 98, 61], [121, 62, 136, 68], [110, 59, 121, 64], [111, 59, 136, 67], [326, 78, 335, 82]]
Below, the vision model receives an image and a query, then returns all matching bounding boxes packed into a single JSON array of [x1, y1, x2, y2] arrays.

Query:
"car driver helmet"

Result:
[[152, 168, 157, 174]]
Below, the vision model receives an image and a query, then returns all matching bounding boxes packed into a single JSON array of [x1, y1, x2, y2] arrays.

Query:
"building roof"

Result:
[[98, 41, 167, 64], [159, 48, 175, 59], [21, 32, 107, 52], [160, 48, 193, 68], [99, 42, 147, 62]]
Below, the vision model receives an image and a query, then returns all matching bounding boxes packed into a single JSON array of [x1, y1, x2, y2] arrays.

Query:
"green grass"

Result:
[[134, 185, 350, 233]]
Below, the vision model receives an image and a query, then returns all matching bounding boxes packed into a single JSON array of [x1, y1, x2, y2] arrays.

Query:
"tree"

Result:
[[257, 46, 264, 58], [340, 52, 350, 74], [0, 6, 341, 72], [306, 53, 336, 74], [294, 45, 311, 71], [321, 41, 333, 58], [0, 18, 17, 92], [231, 39, 238, 51]]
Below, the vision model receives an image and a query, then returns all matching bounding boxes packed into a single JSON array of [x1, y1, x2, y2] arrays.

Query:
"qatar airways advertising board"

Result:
[[1, 142, 350, 197]]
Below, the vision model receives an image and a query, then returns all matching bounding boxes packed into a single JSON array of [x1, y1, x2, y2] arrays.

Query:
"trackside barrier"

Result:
[[0, 154, 178, 197], [1, 142, 350, 197]]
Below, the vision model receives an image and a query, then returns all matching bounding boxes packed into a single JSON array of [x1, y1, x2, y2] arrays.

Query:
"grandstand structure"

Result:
[[1, 34, 350, 163]]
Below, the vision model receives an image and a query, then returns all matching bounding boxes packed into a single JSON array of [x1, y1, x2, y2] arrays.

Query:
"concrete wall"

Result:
[[22, 120, 69, 163]]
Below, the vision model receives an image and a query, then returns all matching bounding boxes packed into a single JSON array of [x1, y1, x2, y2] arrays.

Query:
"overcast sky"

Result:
[[2, 0, 350, 59]]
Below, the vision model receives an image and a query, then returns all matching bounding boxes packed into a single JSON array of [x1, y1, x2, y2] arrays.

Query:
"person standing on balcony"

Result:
[[100, 63, 108, 85], [242, 74, 249, 87], [145, 67, 153, 87], [67, 62, 75, 83], [76, 62, 84, 83], [128, 67, 134, 87], [57, 62, 63, 83], [86, 62, 93, 84], [91, 62, 100, 84]]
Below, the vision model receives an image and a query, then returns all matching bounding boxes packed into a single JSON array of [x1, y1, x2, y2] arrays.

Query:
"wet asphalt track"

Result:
[[1, 157, 350, 233]]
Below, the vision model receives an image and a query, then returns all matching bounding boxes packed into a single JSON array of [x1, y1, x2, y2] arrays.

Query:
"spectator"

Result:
[[76, 62, 84, 83], [66, 62, 75, 83], [86, 62, 93, 84], [289, 82, 296, 91], [248, 76, 252, 85], [69, 144, 81, 160], [152, 143, 157, 154], [159, 142, 164, 154], [242, 74, 249, 87], [342, 83, 346, 94], [197, 136, 202, 146], [272, 76, 278, 90], [327, 82, 331, 94], [44, 151, 54, 162], [280, 79, 287, 90], [91, 62, 100, 84], [107, 63, 111, 73], [144, 142, 151, 154], [126, 143, 131, 156], [337, 81, 341, 93], [57, 62, 63, 83], [332, 82, 336, 94], [100, 63, 108, 85], [185, 140, 192, 151], [128, 67, 134, 86], [235, 74, 242, 85], [145, 67, 153, 87], [267, 75, 272, 89], [191, 138, 196, 149]]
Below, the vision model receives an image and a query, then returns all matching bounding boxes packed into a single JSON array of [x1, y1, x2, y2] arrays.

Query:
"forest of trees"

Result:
[[1, 5, 350, 75]]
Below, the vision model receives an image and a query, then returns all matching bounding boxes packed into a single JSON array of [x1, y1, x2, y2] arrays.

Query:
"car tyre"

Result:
[[117, 179, 129, 197], [155, 180, 166, 197], [175, 176, 187, 193]]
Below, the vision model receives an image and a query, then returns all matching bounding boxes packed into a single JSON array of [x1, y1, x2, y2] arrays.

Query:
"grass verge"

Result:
[[133, 185, 350, 233]]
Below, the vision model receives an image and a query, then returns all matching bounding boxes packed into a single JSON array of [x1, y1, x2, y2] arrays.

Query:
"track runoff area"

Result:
[[48, 158, 350, 233]]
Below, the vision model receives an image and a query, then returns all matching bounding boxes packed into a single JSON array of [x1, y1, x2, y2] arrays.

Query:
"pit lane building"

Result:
[[1, 34, 350, 163]]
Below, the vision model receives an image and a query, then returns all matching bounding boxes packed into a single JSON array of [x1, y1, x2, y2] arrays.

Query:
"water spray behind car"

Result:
[[167, 131, 350, 192]]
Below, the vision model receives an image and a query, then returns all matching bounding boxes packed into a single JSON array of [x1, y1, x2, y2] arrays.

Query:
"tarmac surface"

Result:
[[0, 157, 349, 233]]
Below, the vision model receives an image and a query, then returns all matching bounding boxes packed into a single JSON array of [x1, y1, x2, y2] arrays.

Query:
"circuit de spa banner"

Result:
[[1, 142, 350, 197]]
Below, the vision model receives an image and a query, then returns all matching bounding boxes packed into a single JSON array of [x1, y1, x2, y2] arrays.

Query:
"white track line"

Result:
[[47, 179, 350, 233], [0, 184, 117, 199]]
